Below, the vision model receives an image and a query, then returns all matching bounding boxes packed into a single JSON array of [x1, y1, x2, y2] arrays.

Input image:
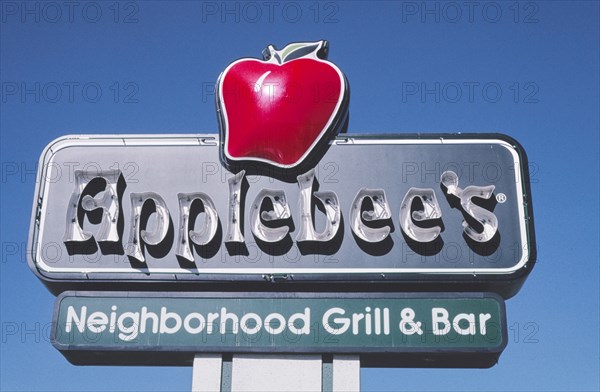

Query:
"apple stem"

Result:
[[262, 45, 281, 63]]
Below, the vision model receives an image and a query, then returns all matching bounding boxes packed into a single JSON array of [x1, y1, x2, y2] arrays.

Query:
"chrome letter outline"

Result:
[[442, 171, 498, 243], [63, 170, 121, 243]]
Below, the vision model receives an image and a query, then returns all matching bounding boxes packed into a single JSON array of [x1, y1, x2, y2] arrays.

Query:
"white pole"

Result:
[[332, 355, 360, 392], [191, 354, 360, 392], [192, 354, 223, 392], [231, 354, 322, 392]]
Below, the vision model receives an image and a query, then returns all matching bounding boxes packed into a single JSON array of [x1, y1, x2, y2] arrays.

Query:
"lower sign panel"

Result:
[[52, 292, 507, 368]]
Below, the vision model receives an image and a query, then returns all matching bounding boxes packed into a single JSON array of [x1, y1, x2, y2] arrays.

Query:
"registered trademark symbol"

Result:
[[496, 193, 507, 203]]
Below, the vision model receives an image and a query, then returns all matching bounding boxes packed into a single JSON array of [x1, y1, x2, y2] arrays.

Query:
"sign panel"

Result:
[[52, 292, 506, 368], [28, 134, 535, 297]]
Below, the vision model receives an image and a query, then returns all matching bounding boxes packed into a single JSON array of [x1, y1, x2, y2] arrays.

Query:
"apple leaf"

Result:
[[281, 42, 322, 62]]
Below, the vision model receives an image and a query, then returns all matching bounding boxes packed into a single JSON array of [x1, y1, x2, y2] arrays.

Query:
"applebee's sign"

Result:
[[27, 42, 535, 297]]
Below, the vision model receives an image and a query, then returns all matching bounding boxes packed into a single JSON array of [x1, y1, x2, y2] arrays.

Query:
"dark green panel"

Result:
[[52, 292, 507, 367]]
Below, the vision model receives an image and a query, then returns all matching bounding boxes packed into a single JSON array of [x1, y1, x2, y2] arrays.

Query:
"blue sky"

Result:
[[1, 1, 598, 391]]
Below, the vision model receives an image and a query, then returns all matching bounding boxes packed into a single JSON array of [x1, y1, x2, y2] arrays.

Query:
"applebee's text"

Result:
[[62, 167, 500, 264]]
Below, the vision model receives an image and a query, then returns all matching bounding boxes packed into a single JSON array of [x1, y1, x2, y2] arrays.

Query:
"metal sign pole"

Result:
[[331, 356, 360, 391], [192, 354, 359, 392], [192, 355, 223, 392]]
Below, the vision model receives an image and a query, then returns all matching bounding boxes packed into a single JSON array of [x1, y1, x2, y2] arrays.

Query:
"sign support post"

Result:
[[192, 354, 223, 392], [331, 355, 360, 392], [192, 355, 359, 392]]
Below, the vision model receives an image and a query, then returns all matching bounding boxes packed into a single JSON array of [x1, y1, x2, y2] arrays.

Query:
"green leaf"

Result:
[[281, 42, 321, 62]]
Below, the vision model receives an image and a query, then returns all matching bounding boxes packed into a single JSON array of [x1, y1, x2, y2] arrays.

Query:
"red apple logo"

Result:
[[216, 40, 349, 175]]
